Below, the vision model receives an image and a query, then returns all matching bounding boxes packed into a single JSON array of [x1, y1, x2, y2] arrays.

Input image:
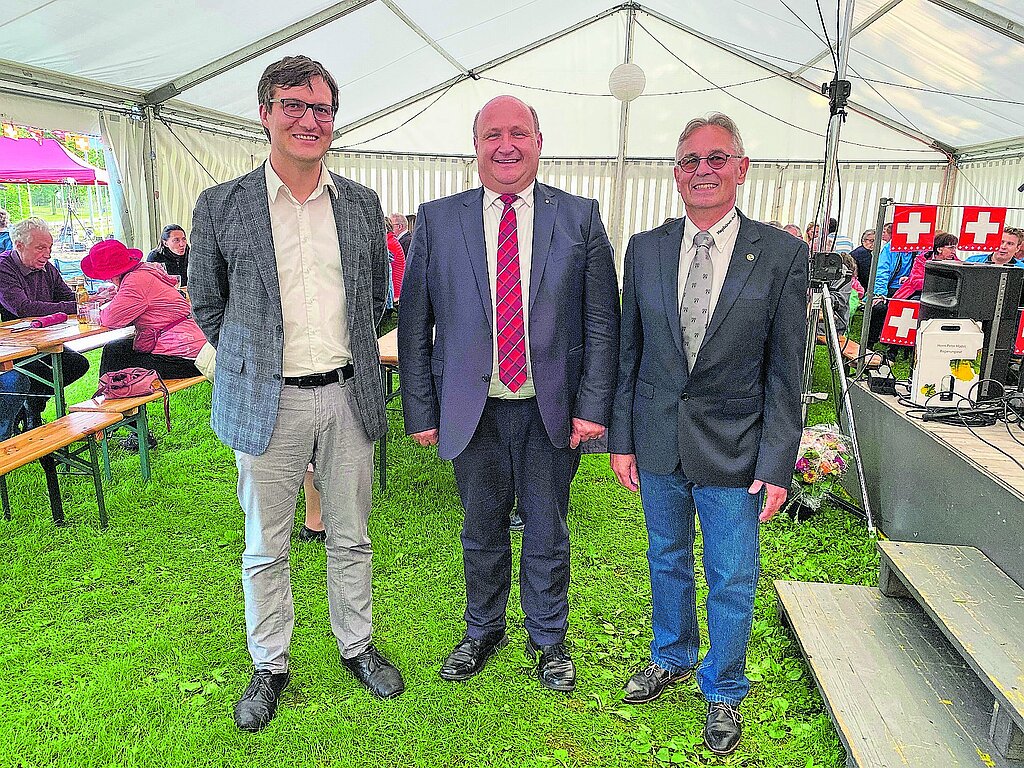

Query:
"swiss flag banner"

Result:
[[1015, 308, 1024, 356], [958, 206, 1007, 252], [880, 299, 920, 347], [891, 205, 937, 252]]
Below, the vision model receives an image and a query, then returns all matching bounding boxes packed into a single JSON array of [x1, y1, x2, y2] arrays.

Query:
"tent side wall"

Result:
[[952, 156, 1024, 214]]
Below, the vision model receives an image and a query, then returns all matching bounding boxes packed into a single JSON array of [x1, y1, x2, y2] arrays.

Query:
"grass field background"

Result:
[[1, 343, 877, 768]]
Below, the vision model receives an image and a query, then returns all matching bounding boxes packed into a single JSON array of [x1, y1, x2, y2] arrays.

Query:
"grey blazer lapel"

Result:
[[329, 176, 360, 328], [659, 219, 686, 356], [703, 212, 761, 346], [460, 189, 492, 320], [529, 183, 557, 310], [238, 166, 282, 319]]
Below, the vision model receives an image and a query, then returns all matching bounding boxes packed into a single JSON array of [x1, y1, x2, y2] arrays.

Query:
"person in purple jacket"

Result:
[[0, 217, 90, 418]]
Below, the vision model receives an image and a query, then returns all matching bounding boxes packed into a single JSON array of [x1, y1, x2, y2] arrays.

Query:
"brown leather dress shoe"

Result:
[[623, 660, 692, 704], [526, 638, 576, 692], [341, 644, 405, 699], [233, 669, 291, 732], [439, 633, 508, 681], [704, 701, 743, 756]]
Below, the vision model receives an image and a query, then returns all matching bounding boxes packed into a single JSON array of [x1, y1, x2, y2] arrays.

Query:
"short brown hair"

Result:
[[258, 55, 339, 117], [1005, 226, 1023, 244], [932, 231, 958, 252]]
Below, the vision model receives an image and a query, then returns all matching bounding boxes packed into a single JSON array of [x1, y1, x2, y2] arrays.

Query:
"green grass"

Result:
[[1, 343, 876, 768]]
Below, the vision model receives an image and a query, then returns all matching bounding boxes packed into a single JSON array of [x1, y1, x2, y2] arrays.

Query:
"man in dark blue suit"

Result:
[[399, 95, 619, 692], [609, 113, 807, 756]]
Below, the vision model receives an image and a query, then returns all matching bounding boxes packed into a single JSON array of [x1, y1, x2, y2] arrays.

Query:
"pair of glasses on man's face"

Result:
[[675, 152, 738, 173], [268, 98, 336, 122]]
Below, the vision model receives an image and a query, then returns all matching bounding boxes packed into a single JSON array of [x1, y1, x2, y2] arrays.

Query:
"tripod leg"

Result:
[[820, 284, 876, 534]]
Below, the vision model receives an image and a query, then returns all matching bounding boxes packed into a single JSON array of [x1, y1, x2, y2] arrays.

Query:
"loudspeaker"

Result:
[[920, 261, 1024, 400]]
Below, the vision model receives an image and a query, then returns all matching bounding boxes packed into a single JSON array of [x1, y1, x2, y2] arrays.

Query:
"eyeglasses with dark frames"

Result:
[[267, 98, 336, 123], [675, 152, 739, 173]]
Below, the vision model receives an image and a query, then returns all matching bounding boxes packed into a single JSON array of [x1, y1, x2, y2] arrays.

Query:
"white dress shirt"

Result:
[[265, 160, 351, 378], [483, 183, 537, 399], [678, 209, 741, 321]]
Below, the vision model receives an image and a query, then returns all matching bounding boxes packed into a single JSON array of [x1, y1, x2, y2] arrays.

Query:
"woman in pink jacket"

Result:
[[81, 239, 210, 379], [892, 232, 959, 300]]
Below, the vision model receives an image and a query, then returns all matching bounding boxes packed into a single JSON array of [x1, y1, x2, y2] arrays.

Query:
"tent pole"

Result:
[[937, 156, 959, 230], [815, 0, 856, 252], [610, 4, 637, 276], [142, 106, 160, 249]]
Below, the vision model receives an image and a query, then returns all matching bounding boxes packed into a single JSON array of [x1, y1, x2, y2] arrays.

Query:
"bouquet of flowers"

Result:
[[785, 423, 853, 516]]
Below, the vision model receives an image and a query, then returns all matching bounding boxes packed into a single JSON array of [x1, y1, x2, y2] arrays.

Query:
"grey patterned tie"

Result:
[[680, 230, 714, 370]]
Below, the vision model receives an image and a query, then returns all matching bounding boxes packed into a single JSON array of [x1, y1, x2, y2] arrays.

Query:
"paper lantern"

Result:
[[609, 63, 646, 102]]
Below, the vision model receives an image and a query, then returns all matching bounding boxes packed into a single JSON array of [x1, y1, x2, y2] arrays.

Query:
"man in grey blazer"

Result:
[[609, 113, 807, 756], [190, 56, 403, 733], [399, 96, 619, 692]]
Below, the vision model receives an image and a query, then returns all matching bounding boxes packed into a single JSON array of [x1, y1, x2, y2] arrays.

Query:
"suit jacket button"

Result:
[[481, 374, 490, 382], [680, 393, 689, 401]]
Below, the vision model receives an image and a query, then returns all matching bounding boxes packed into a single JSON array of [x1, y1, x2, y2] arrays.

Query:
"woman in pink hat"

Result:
[[81, 239, 212, 379]]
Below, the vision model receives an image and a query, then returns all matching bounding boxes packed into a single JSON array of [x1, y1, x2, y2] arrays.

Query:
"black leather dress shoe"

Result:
[[233, 669, 290, 732], [341, 644, 405, 699], [526, 638, 576, 692], [439, 633, 507, 681], [623, 660, 692, 704], [704, 701, 743, 756], [297, 525, 326, 542]]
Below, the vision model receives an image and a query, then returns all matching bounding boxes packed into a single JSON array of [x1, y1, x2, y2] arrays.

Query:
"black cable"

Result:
[[157, 118, 217, 184], [632, 18, 939, 155], [335, 80, 461, 150]]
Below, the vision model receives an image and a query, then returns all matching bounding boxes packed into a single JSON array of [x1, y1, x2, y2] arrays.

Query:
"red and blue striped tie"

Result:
[[496, 194, 527, 392]]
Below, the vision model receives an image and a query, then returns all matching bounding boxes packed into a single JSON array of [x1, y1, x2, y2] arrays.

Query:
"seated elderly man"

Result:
[[0, 217, 90, 418]]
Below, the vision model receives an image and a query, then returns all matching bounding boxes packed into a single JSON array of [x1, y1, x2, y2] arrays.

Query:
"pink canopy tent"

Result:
[[0, 136, 108, 185]]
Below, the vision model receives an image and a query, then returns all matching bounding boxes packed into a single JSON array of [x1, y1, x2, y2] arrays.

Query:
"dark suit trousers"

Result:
[[452, 398, 580, 646]]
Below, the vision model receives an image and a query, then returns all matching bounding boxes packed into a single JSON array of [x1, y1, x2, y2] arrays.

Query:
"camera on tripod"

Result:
[[809, 250, 845, 286]]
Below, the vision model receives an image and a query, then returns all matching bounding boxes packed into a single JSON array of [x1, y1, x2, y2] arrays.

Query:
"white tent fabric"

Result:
[[2, 0, 1022, 250]]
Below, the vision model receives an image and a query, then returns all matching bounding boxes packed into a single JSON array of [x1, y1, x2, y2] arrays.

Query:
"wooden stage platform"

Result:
[[844, 381, 1024, 586], [777, 382, 1024, 767]]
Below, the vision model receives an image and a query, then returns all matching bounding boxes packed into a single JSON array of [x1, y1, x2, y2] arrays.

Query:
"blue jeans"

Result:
[[638, 468, 763, 706]]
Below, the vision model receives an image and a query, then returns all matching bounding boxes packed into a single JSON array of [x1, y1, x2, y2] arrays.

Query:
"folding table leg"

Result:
[[88, 436, 108, 530], [39, 454, 64, 526], [1, 475, 10, 521], [100, 429, 112, 482], [137, 408, 151, 482]]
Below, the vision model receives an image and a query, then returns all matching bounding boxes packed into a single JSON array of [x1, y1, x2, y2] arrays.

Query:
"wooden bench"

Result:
[[817, 333, 883, 369], [0, 412, 121, 528], [70, 376, 207, 482]]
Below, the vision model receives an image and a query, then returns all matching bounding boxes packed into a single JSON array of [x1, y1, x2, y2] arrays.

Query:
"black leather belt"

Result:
[[284, 363, 354, 388]]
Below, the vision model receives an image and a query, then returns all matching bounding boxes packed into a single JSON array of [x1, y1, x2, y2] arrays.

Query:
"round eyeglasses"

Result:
[[675, 152, 739, 173]]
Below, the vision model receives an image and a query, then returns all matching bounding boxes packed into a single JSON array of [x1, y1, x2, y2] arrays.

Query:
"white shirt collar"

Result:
[[483, 182, 536, 209], [265, 160, 336, 204], [683, 208, 740, 251]]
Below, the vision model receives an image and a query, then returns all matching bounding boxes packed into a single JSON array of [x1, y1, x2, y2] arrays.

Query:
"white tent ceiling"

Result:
[[2, 0, 1022, 162]]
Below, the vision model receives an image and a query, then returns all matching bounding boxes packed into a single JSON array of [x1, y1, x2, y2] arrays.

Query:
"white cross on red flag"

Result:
[[1015, 309, 1024, 356], [890, 205, 937, 252], [958, 206, 1007, 252], [880, 299, 920, 346]]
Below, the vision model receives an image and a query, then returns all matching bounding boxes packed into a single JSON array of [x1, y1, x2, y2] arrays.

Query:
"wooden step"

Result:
[[775, 580, 1021, 767], [879, 540, 1024, 759]]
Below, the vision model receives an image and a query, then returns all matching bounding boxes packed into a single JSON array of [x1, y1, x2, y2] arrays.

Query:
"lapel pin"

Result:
[[545, 199, 552, 204], [745, 253, 755, 261]]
